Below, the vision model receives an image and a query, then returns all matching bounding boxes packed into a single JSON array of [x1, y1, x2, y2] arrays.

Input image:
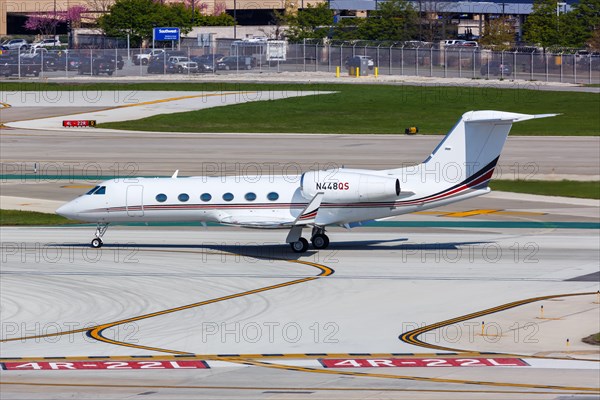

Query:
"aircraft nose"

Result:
[[56, 200, 78, 219]]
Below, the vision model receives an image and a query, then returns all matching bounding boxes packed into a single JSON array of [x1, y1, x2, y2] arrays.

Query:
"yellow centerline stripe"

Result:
[[400, 292, 598, 355], [0, 250, 332, 344]]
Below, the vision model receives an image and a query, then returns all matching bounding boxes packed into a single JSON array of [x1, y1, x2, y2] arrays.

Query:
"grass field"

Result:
[[2, 82, 598, 135], [0, 209, 79, 226], [490, 180, 600, 199]]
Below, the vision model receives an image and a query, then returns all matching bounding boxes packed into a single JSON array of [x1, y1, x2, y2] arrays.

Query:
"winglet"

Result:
[[294, 192, 324, 226], [172, 170, 179, 178]]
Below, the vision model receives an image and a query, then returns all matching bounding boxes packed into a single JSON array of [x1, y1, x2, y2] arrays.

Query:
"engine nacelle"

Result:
[[301, 170, 401, 202]]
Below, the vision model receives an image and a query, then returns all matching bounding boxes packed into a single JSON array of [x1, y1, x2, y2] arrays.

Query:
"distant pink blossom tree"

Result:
[[212, 1, 226, 15], [23, 14, 60, 36], [65, 5, 88, 28]]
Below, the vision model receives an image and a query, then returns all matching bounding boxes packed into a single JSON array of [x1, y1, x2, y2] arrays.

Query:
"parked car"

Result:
[[31, 38, 61, 48], [0, 39, 29, 50], [133, 49, 165, 65], [55, 54, 83, 71], [20, 47, 48, 59], [168, 56, 198, 73], [0, 55, 41, 77], [97, 53, 124, 70], [217, 56, 257, 70], [147, 56, 177, 74], [480, 61, 512, 76], [190, 56, 216, 72], [31, 53, 58, 71], [78, 56, 116, 76]]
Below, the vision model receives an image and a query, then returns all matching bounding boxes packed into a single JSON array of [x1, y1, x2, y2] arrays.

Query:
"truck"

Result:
[[133, 49, 165, 65], [230, 39, 287, 65]]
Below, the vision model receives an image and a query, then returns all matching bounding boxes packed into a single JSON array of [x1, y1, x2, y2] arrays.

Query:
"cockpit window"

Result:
[[85, 186, 106, 195], [86, 186, 100, 195]]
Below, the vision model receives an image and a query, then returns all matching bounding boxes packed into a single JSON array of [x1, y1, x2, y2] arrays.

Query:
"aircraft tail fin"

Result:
[[421, 111, 558, 186]]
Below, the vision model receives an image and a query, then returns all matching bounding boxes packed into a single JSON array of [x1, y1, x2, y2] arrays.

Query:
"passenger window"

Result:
[[267, 192, 279, 201], [156, 193, 167, 202], [178, 193, 189, 202], [223, 193, 234, 202], [94, 186, 106, 195], [200, 193, 212, 202], [244, 192, 257, 201]]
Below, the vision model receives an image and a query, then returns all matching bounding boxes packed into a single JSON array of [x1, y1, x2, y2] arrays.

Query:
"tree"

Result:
[[479, 17, 515, 50], [588, 27, 600, 50], [98, 0, 233, 46], [283, 3, 334, 42], [98, 0, 163, 45], [562, 0, 600, 48], [23, 15, 61, 36], [523, 0, 567, 48], [354, 0, 418, 41]]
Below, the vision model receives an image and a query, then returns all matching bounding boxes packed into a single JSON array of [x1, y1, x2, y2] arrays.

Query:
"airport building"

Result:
[[1, 0, 576, 38]]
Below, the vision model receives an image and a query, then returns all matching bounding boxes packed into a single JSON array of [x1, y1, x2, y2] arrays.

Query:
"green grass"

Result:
[[2, 82, 598, 135], [0, 209, 79, 226], [490, 180, 600, 199]]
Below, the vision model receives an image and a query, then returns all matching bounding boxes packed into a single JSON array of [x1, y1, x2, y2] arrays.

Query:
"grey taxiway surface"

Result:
[[1, 90, 599, 399]]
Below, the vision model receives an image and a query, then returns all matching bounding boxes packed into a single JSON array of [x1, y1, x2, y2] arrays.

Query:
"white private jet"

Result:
[[56, 110, 556, 253]]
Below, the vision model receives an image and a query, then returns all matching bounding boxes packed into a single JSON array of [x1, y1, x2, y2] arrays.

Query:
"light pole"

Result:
[[233, 0, 237, 39], [556, 2, 566, 31]]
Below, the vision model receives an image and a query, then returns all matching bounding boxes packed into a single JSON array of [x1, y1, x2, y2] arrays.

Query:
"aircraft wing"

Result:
[[219, 215, 296, 229]]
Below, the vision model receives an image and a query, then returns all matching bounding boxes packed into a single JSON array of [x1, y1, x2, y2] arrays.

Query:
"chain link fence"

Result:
[[1, 40, 598, 84]]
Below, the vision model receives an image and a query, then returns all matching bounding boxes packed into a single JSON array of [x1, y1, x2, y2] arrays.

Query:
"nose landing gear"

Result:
[[91, 223, 109, 248]]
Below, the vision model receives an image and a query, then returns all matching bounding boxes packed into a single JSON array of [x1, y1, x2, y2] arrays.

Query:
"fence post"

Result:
[[560, 52, 563, 83], [573, 53, 576, 84], [545, 52, 548, 82], [513, 50, 517, 80], [500, 50, 504, 79], [40, 50, 44, 78], [459, 48, 462, 78], [590, 55, 593, 84], [444, 48, 447, 78], [115, 47, 118, 77], [315, 43, 318, 72], [430, 47, 433, 77], [303, 39, 306, 72], [389, 45, 392, 75], [472, 50, 476, 78], [530, 50, 534, 81], [65, 50, 69, 78], [416, 47, 419, 77], [377, 44, 380, 74], [327, 43, 331, 72], [401, 45, 404, 76]]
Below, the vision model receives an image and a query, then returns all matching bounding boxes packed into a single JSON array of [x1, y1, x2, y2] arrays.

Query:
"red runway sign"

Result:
[[62, 120, 96, 127], [319, 358, 529, 368], [1, 360, 209, 370]]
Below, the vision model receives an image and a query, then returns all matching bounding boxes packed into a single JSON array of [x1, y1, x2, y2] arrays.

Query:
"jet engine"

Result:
[[300, 170, 401, 202]]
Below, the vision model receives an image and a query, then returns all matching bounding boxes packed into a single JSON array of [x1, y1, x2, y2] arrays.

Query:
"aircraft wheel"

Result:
[[91, 238, 103, 249], [290, 237, 309, 253], [311, 233, 329, 249]]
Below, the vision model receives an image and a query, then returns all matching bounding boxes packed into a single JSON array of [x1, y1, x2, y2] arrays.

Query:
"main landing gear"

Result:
[[91, 222, 109, 248], [289, 227, 330, 253]]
